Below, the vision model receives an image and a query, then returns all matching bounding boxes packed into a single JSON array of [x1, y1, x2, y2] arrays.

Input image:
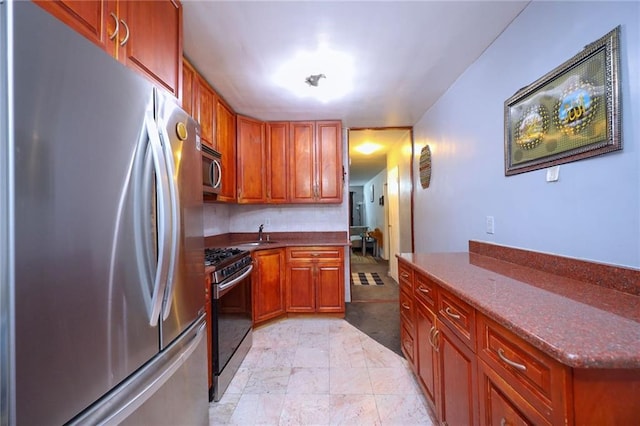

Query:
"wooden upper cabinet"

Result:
[[289, 121, 343, 203], [35, 1, 107, 49], [316, 121, 343, 203], [181, 58, 195, 116], [237, 115, 266, 203], [36, 0, 183, 98], [266, 122, 289, 203], [289, 122, 316, 202], [117, 0, 182, 97], [216, 99, 236, 201], [196, 76, 216, 149]]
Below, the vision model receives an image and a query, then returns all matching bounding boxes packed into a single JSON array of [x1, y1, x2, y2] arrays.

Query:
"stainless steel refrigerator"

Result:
[[0, 2, 208, 424]]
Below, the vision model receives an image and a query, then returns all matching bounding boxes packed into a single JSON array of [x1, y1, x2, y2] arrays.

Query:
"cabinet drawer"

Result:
[[287, 246, 342, 261], [479, 359, 550, 426], [398, 261, 414, 295], [438, 287, 475, 350], [414, 271, 436, 309], [477, 314, 569, 424], [399, 289, 415, 329]]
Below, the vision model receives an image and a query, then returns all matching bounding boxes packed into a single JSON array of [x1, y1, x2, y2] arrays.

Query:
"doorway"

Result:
[[344, 128, 414, 356]]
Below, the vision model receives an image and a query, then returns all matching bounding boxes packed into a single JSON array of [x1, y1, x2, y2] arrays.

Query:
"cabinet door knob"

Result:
[[445, 306, 461, 320], [108, 13, 119, 40], [497, 348, 527, 371]]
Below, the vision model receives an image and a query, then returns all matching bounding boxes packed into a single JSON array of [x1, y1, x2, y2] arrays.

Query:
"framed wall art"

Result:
[[504, 26, 621, 176]]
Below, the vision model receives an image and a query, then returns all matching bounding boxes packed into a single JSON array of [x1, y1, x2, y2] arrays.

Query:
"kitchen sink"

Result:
[[237, 240, 278, 246]]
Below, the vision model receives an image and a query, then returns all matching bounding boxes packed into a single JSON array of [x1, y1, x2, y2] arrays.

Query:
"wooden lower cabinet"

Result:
[[437, 322, 478, 426], [252, 248, 285, 325], [399, 258, 640, 426], [415, 300, 438, 414], [285, 246, 344, 314]]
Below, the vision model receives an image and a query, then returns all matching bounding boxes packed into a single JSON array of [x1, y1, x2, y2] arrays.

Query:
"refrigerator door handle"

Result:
[[158, 119, 181, 319], [145, 110, 172, 326]]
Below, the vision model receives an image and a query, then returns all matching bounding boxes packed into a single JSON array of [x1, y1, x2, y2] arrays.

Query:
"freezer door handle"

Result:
[[67, 316, 207, 425], [158, 117, 181, 320]]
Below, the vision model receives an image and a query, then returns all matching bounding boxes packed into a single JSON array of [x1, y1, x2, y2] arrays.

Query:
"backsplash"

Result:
[[203, 203, 231, 236], [204, 203, 348, 236]]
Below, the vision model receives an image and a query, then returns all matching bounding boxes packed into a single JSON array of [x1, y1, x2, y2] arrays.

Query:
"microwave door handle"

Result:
[[145, 110, 172, 326], [158, 121, 181, 320], [213, 159, 222, 189], [208, 161, 215, 187]]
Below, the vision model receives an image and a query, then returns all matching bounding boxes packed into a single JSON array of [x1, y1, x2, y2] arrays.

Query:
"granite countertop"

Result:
[[398, 251, 640, 369], [205, 231, 349, 250]]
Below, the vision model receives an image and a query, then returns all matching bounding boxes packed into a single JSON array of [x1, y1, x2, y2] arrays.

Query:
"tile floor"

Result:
[[209, 317, 434, 425]]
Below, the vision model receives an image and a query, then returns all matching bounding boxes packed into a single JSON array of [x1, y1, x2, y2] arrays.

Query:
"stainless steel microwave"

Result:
[[202, 145, 222, 195]]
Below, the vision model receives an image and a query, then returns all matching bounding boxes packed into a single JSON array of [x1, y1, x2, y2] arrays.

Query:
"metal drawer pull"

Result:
[[445, 306, 461, 319], [418, 286, 429, 294], [500, 418, 508, 426], [401, 303, 410, 310], [400, 272, 409, 278], [498, 348, 527, 371]]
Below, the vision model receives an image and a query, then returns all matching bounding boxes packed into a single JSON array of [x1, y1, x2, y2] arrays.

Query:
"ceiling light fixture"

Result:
[[305, 73, 326, 87], [355, 142, 382, 155], [273, 44, 354, 103]]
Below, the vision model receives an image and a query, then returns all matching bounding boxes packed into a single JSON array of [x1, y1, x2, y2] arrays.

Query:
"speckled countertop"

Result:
[[398, 250, 640, 369], [205, 231, 349, 250], [205, 232, 349, 274]]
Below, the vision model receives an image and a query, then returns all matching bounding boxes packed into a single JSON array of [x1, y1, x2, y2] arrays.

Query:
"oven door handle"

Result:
[[214, 264, 253, 299]]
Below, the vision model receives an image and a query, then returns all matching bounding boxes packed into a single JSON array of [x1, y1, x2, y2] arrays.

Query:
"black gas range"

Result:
[[203, 247, 253, 403]]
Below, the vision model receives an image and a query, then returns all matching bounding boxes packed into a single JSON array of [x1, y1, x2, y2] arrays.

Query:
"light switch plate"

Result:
[[486, 216, 495, 234], [546, 166, 560, 182]]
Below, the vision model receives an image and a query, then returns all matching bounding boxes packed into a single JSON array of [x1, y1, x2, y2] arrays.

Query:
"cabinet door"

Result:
[[237, 116, 266, 203], [266, 122, 289, 203], [286, 263, 315, 312], [315, 121, 343, 202], [289, 122, 316, 202], [416, 301, 438, 413], [316, 262, 344, 313], [196, 76, 215, 149], [181, 58, 195, 116], [35, 1, 108, 50], [216, 100, 236, 201], [436, 323, 479, 426], [118, 0, 182, 97], [252, 249, 285, 325]]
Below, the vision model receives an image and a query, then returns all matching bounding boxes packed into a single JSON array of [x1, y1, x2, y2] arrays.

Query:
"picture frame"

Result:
[[504, 26, 621, 176]]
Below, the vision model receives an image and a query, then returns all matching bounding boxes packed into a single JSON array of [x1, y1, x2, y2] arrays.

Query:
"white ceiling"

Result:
[[183, 0, 528, 129], [183, 1, 529, 183]]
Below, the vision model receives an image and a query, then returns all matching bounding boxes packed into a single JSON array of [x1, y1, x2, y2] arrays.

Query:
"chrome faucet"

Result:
[[258, 224, 264, 241]]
